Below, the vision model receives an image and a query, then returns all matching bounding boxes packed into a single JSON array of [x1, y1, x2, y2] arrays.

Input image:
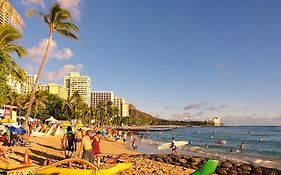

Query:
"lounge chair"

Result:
[[191, 159, 219, 175]]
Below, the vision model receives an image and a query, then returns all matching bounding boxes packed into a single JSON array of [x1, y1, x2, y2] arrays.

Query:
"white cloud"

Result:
[[26, 39, 73, 62], [43, 64, 83, 81], [57, 0, 82, 21], [184, 102, 208, 110], [53, 48, 73, 60], [21, 0, 45, 8], [24, 63, 38, 74]]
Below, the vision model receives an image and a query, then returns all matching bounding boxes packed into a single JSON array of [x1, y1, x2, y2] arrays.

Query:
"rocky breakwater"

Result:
[[131, 154, 281, 175]]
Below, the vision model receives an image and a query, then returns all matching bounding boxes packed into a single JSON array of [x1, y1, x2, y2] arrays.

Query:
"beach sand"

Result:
[[0, 136, 196, 175]]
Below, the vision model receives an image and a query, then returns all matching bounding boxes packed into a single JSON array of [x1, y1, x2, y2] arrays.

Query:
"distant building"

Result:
[[47, 83, 68, 100], [208, 117, 221, 126], [0, 0, 24, 32], [7, 75, 23, 94], [26, 74, 37, 86], [91, 91, 114, 108], [114, 97, 129, 117], [64, 72, 91, 106], [23, 83, 68, 100]]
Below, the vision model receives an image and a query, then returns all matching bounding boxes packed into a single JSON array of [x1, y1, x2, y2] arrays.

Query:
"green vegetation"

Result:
[[113, 115, 217, 126], [4, 90, 120, 126], [0, 26, 26, 106]]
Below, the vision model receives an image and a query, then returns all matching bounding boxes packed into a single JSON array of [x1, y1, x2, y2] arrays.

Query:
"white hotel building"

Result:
[[64, 72, 91, 106]]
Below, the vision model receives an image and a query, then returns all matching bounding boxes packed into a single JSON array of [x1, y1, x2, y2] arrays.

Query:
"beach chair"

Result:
[[191, 159, 219, 175]]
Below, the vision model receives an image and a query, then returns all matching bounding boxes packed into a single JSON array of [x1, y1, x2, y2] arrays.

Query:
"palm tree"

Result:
[[0, 26, 26, 105], [24, 3, 79, 126]]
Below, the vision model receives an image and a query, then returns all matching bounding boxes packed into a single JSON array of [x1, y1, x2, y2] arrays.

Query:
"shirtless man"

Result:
[[75, 128, 82, 151], [79, 130, 93, 162]]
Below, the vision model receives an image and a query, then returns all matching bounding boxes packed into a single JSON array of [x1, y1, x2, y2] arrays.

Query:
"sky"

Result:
[[9, 0, 281, 125]]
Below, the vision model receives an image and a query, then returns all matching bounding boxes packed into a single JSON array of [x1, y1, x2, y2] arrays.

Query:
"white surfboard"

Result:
[[158, 141, 188, 150]]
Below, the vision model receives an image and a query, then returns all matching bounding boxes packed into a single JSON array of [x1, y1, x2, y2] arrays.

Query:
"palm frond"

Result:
[[56, 29, 79, 40], [4, 45, 26, 57], [26, 9, 50, 25], [55, 22, 79, 32]]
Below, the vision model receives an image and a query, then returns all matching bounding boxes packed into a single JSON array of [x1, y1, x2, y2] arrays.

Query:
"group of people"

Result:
[[62, 126, 103, 167]]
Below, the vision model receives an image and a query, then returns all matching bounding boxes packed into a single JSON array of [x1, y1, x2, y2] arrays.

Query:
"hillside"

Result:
[[128, 104, 157, 120]]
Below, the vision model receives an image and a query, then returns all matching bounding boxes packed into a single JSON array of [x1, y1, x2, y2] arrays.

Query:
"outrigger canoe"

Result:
[[36, 163, 132, 175], [0, 158, 132, 175]]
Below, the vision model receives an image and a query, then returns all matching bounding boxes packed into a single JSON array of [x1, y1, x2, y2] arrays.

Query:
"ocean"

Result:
[[132, 126, 281, 169]]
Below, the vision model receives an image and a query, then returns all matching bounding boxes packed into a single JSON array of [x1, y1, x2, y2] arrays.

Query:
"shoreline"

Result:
[[1, 135, 280, 174]]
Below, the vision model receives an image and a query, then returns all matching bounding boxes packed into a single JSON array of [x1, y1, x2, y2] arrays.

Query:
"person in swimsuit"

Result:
[[62, 126, 75, 158], [74, 128, 82, 151], [79, 130, 93, 163], [92, 131, 102, 167]]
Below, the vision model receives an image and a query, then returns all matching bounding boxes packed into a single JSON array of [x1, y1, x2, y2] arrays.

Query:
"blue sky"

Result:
[[10, 0, 281, 125]]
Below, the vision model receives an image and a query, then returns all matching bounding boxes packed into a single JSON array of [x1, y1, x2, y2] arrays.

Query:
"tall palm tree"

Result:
[[25, 3, 79, 126]]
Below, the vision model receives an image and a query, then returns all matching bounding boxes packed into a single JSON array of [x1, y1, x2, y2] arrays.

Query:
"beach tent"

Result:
[[45, 116, 58, 123]]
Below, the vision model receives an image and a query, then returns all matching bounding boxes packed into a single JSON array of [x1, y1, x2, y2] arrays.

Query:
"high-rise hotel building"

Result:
[[91, 91, 114, 108], [0, 0, 24, 32], [64, 72, 91, 106]]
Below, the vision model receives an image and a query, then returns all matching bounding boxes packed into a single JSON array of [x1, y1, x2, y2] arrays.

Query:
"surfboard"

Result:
[[158, 141, 188, 150]]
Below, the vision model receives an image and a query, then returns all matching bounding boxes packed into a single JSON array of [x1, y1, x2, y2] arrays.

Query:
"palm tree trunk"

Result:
[[23, 33, 53, 130]]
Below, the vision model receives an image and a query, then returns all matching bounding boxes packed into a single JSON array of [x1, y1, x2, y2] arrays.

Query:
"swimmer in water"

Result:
[[259, 137, 263, 142], [204, 144, 208, 149]]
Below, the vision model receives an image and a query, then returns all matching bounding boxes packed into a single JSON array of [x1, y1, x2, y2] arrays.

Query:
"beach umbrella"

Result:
[[9, 126, 26, 135], [60, 122, 71, 127], [1, 118, 15, 123], [75, 123, 84, 127]]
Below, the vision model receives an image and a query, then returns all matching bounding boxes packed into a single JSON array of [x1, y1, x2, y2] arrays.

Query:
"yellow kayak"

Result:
[[36, 163, 132, 175]]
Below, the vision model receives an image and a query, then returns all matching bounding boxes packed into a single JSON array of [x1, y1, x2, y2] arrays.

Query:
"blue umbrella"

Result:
[[9, 126, 26, 135]]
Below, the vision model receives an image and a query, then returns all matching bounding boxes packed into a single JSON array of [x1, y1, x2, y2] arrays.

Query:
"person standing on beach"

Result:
[[123, 132, 127, 143], [170, 138, 178, 155], [62, 126, 75, 158], [239, 143, 245, 150], [92, 131, 102, 167], [79, 130, 93, 162], [74, 128, 82, 151]]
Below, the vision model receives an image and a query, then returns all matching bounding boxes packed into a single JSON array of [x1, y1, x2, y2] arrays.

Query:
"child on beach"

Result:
[[131, 138, 137, 149]]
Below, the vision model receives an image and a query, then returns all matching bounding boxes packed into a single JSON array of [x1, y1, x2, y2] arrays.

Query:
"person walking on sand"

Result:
[[62, 126, 75, 158], [131, 138, 137, 149], [92, 131, 102, 167], [170, 138, 178, 155], [79, 130, 93, 163], [74, 128, 82, 151], [123, 132, 127, 143]]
